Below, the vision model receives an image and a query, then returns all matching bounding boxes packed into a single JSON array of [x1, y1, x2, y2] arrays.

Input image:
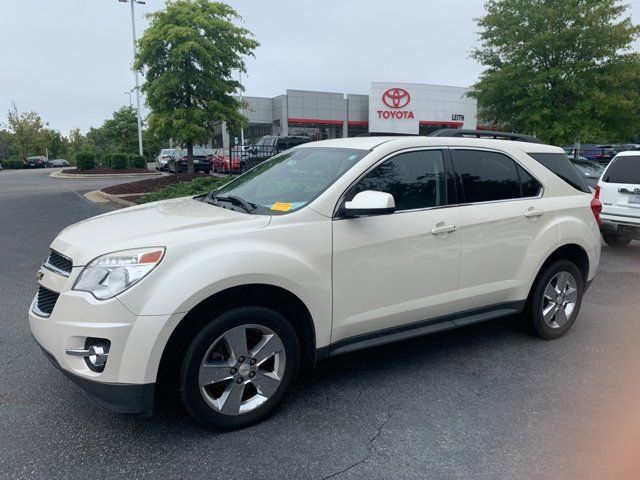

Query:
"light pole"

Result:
[[124, 91, 132, 107], [119, 0, 145, 156]]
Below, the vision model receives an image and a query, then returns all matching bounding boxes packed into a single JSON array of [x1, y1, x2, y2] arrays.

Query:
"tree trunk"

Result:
[[187, 140, 194, 174]]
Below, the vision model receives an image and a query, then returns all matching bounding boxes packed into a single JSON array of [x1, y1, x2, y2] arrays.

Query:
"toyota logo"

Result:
[[382, 88, 411, 109]]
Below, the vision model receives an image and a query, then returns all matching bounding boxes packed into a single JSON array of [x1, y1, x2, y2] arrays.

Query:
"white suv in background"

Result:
[[597, 151, 640, 247], [29, 133, 601, 430]]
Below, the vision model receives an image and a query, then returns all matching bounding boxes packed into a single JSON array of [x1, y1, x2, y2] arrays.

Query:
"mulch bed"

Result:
[[65, 167, 152, 175], [102, 173, 206, 195]]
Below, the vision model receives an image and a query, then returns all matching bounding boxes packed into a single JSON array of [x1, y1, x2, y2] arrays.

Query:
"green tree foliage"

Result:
[[470, 0, 640, 145], [6, 103, 47, 159], [101, 106, 140, 154], [75, 151, 96, 171], [135, 0, 259, 173], [42, 129, 69, 159]]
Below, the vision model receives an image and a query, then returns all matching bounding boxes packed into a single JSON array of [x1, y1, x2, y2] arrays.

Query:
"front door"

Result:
[[332, 149, 461, 344]]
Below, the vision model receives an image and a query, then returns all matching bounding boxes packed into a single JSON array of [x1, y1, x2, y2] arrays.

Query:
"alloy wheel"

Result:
[[198, 324, 286, 416], [541, 271, 578, 329]]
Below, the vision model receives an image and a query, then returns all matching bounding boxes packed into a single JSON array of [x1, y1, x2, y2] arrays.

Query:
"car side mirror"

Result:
[[342, 191, 396, 217]]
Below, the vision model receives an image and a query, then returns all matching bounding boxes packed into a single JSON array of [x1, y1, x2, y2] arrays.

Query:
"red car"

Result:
[[212, 148, 244, 173]]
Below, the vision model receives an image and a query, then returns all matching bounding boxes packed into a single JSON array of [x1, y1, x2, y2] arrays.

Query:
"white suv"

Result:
[[30, 135, 601, 430], [597, 151, 640, 247]]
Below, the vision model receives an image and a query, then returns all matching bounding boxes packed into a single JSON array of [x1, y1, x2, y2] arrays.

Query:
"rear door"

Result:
[[599, 154, 640, 218], [451, 148, 554, 317]]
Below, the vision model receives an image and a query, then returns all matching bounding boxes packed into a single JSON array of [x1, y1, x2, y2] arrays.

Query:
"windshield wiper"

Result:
[[205, 192, 256, 213]]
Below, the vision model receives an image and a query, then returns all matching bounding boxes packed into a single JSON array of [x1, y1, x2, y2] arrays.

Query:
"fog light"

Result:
[[66, 338, 111, 372]]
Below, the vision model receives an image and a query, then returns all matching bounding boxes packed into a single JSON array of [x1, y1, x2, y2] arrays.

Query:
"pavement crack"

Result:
[[321, 410, 391, 480]]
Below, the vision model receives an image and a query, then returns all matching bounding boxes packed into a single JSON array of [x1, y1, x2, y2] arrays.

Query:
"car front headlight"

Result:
[[73, 247, 165, 300]]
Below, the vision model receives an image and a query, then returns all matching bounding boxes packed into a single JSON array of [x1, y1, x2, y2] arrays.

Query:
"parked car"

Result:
[[564, 144, 617, 163], [155, 149, 178, 171], [30, 133, 600, 430], [49, 159, 70, 167], [167, 148, 212, 174], [596, 151, 640, 247], [23, 156, 49, 168], [212, 148, 244, 174], [569, 156, 605, 190], [247, 135, 312, 168]]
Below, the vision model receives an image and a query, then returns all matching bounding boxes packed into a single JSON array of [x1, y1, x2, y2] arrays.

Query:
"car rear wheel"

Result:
[[527, 260, 584, 340], [179, 306, 300, 430], [602, 233, 632, 247]]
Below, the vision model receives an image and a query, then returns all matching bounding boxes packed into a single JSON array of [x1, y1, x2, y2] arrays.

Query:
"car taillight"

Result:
[[591, 186, 603, 227]]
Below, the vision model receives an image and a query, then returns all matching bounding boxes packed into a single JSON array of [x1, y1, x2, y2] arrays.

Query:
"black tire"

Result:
[[526, 260, 584, 340], [179, 306, 300, 430], [602, 233, 631, 247]]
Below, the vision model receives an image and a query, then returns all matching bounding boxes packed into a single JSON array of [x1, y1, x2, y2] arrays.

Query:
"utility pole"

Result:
[[119, 0, 145, 156]]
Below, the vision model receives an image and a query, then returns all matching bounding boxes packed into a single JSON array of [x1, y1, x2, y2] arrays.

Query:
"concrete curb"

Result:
[[84, 190, 138, 207], [50, 171, 161, 179]]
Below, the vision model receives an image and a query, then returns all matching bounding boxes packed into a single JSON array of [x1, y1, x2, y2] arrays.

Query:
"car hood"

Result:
[[51, 196, 271, 265]]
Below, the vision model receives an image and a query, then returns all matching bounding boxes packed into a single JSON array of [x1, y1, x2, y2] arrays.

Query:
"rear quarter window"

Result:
[[602, 156, 640, 184], [527, 153, 591, 193]]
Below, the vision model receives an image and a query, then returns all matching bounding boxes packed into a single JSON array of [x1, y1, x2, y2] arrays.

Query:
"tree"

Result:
[[135, 0, 259, 173], [101, 106, 140, 154], [6, 102, 47, 159], [470, 0, 640, 145], [42, 129, 69, 159]]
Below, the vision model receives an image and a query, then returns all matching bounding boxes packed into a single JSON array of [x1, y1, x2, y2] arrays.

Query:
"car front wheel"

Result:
[[179, 306, 300, 430], [527, 260, 584, 340]]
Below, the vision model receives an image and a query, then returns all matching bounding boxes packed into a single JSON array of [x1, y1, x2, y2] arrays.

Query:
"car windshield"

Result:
[[211, 147, 367, 214], [160, 149, 175, 156], [572, 160, 605, 178]]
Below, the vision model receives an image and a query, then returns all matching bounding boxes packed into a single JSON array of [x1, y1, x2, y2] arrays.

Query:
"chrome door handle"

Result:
[[524, 208, 545, 218], [431, 224, 457, 235]]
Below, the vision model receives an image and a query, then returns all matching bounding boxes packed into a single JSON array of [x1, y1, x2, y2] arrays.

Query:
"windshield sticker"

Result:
[[271, 202, 293, 212]]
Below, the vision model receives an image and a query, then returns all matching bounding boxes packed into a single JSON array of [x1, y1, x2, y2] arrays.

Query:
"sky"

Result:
[[0, 0, 639, 135]]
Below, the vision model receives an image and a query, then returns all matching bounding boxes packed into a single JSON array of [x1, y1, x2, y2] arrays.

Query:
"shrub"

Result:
[[101, 153, 113, 168], [129, 154, 147, 169], [137, 177, 229, 204], [1, 159, 23, 169], [76, 151, 96, 171], [111, 153, 128, 170]]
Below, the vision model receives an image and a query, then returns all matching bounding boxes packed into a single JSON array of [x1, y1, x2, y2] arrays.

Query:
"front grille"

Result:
[[44, 250, 72, 276], [36, 286, 59, 316]]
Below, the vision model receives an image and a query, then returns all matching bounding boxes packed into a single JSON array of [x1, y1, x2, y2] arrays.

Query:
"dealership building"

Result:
[[213, 82, 478, 149]]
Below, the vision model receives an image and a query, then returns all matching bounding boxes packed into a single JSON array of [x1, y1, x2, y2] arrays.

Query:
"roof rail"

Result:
[[429, 129, 543, 144]]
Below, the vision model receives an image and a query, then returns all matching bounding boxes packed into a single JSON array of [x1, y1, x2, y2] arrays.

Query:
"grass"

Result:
[[136, 176, 231, 204]]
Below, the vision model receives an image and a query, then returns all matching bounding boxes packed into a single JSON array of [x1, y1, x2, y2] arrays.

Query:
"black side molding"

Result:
[[316, 301, 526, 361]]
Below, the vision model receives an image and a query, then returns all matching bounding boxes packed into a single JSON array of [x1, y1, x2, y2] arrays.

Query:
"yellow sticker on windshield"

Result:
[[271, 202, 293, 212]]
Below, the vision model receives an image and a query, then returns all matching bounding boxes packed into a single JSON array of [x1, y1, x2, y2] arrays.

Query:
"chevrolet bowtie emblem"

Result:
[[36, 270, 44, 282]]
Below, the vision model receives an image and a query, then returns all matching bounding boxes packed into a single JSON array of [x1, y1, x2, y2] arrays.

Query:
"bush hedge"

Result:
[[128, 154, 147, 169], [136, 177, 229, 204], [110, 153, 129, 170], [100, 153, 113, 168], [76, 151, 96, 171], [1, 160, 23, 169]]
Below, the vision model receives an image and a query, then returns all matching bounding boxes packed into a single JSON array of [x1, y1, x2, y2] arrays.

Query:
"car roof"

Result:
[[613, 150, 640, 158], [296, 136, 564, 154]]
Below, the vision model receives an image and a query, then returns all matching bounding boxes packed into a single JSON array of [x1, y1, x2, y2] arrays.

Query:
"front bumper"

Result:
[[37, 342, 155, 415]]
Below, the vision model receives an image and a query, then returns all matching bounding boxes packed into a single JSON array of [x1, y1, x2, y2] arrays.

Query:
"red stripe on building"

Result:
[[288, 118, 344, 125], [418, 121, 464, 127], [347, 120, 369, 126]]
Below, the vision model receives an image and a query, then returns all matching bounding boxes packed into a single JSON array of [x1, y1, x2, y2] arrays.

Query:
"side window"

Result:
[[517, 165, 543, 197], [350, 150, 448, 211], [453, 150, 522, 203]]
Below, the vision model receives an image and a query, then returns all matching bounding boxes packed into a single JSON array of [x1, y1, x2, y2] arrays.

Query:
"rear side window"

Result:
[[528, 153, 590, 193], [452, 150, 539, 203], [602, 156, 640, 184]]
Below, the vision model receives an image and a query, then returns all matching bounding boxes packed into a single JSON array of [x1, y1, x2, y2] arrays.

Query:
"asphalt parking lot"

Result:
[[1, 168, 640, 479]]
